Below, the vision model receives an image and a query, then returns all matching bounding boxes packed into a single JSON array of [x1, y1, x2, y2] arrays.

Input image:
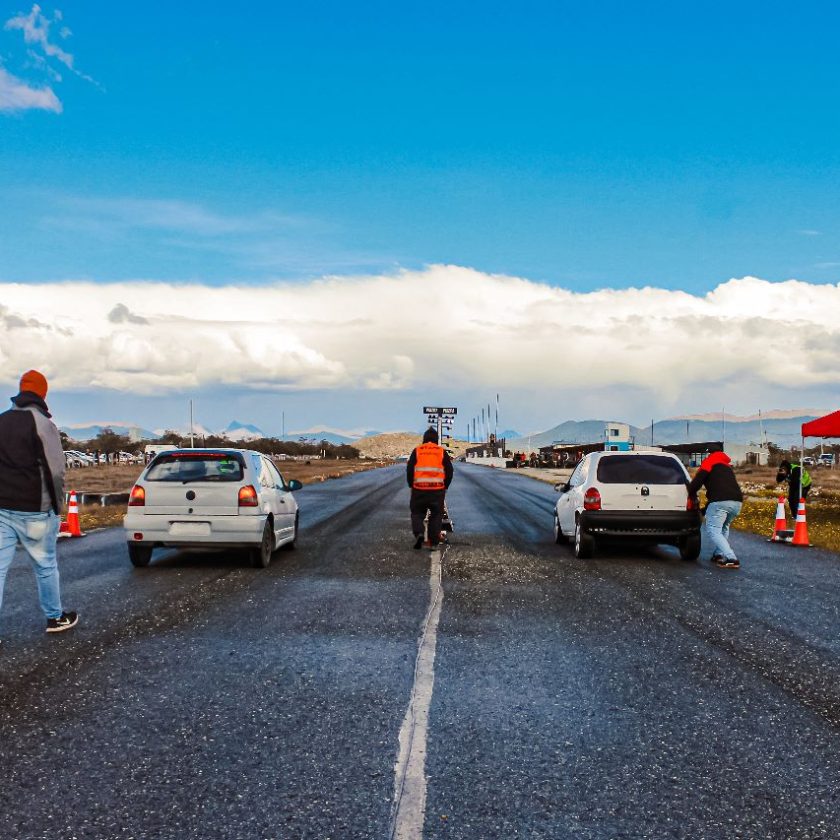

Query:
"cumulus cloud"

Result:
[[2, 269, 840, 412], [107, 303, 148, 325]]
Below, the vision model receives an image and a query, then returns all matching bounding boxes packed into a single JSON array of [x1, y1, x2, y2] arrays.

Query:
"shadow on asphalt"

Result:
[[142, 547, 257, 570]]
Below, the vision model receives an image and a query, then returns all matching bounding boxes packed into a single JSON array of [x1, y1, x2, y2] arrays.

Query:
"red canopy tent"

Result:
[[801, 410, 840, 438]]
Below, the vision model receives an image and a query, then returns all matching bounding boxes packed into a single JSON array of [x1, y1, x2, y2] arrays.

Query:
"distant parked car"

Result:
[[64, 450, 94, 468], [123, 448, 302, 568], [803, 456, 816, 467], [818, 453, 835, 467], [116, 451, 144, 465], [554, 450, 701, 560]]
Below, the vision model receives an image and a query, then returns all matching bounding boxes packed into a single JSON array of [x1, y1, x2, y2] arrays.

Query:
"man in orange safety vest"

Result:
[[407, 427, 454, 549]]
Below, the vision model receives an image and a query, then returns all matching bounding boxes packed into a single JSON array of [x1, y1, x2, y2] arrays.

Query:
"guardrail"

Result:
[[64, 492, 130, 507]]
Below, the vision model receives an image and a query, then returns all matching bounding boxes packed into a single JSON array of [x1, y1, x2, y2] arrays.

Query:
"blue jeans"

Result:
[[0, 509, 63, 621], [705, 500, 742, 560]]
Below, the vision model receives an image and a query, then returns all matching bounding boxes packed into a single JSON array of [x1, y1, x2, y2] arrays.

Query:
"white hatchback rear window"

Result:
[[596, 455, 686, 485], [146, 454, 244, 482]]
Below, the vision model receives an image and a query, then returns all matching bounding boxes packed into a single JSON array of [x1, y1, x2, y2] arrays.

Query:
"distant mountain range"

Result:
[[61, 420, 382, 445], [508, 412, 831, 450], [61, 410, 836, 448], [60, 420, 269, 443], [287, 427, 383, 445], [61, 422, 160, 442]]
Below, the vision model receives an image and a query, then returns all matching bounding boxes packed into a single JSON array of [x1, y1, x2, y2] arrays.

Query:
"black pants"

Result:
[[410, 489, 446, 545], [789, 486, 809, 515]]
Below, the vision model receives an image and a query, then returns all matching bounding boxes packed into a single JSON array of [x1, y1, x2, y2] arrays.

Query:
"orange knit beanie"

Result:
[[19, 370, 48, 399]]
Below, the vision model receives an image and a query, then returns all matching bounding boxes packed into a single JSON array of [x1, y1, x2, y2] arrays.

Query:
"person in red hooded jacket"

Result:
[[687, 450, 744, 569]]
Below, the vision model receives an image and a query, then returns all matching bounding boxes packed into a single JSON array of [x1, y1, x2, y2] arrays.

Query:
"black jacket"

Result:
[[686, 452, 742, 503], [0, 392, 65, 513], [776, 465, 810, 501]]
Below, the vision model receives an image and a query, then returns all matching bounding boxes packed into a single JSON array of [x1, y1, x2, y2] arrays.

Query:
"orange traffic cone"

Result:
[[791, 498, 810, 547], [65, 490, 85, 537], [769, 496, 791, 542]]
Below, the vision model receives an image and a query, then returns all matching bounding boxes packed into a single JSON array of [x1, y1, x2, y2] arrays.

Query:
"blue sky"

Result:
[[2, 2, 840, 434]]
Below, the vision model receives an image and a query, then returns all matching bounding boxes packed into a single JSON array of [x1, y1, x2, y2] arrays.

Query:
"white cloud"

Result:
[[2, 269, 840, 414], [2, 4, 97, 110], [3, 4, 94, 81], [5, 5, 73, 66], [0, 65, 61, 111], [48, 197, 299, 237]]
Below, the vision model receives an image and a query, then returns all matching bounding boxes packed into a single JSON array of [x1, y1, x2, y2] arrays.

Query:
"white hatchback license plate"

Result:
[[169, 521, 211, 537]]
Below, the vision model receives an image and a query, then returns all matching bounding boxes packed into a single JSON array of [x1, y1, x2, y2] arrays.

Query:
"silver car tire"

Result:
[[250, 521, 274, 568], [574, 519, 594, 559]]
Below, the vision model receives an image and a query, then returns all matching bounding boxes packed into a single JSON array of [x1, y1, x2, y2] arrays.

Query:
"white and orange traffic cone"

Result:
[[791, 498, 810, 547], [769, 496, 791, 542], [65, 490, 85, 538]]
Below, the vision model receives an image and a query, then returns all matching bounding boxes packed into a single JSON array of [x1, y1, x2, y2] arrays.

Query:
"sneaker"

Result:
[[46, 611, 79, 633], [714, 556, 739, 569], [710, 553, 723, 562], [413, 535, 424, 550]]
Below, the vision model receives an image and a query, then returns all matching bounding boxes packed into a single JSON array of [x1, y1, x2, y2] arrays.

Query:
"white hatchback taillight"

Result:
[[686, 495, 699, 511], [238, 485, 259, 507], [583, 487, 602, 510], [128, 485, 145, 506]]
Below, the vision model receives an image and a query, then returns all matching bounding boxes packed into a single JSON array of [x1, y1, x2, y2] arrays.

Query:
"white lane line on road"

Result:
[[389, 547, 444, 840]]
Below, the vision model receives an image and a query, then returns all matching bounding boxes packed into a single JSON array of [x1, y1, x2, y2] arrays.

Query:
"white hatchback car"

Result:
[[554, 450, 701, 560], [123, 448, 302, 568]]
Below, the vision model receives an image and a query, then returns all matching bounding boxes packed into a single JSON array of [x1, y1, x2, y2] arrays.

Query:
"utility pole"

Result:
[[189, 399, 195, 448]]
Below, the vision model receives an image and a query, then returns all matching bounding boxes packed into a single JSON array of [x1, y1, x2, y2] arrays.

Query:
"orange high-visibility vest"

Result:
[[412, 443, 446, 491]]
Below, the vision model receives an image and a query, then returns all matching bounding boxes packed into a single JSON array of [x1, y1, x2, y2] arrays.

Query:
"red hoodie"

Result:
[[687, 451, 743, 503], [698, 451, 731, 472]]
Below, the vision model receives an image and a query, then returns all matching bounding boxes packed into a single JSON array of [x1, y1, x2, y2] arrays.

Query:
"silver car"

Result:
[[123, 448, 301, 568]]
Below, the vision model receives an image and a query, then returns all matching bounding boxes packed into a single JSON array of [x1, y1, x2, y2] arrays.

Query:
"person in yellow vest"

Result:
[[407, 428, 454, 549]]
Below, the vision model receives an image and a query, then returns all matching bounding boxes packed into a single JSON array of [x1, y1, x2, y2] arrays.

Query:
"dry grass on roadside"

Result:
[[66, 458, 389, 531], [729, 464, 840, 552], [734, 496, 840, 552]]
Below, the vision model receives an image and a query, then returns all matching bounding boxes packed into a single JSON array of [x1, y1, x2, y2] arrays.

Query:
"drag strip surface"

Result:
[[1, 462, 839, 839]]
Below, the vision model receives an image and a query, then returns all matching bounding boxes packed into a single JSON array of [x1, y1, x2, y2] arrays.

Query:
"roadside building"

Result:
[[604, 422, 632, 451], [658, 441, 766, 467]]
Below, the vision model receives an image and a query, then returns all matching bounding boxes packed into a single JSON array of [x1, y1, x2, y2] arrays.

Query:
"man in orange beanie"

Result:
[[0, 370, 79, 635]]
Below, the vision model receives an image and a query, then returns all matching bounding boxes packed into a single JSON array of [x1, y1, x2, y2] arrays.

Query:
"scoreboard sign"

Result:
[[423, 406, 457, 415]]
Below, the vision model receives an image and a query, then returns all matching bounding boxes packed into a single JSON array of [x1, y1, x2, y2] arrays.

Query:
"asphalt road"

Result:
[[1, 463, 839, 839]]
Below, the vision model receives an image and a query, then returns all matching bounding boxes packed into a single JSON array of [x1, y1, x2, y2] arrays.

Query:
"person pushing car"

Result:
[[687, 450, 743, 569], [407, 428, 453, 550]]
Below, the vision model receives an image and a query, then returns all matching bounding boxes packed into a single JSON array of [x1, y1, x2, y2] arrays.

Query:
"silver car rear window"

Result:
[[596, 455, 686, 485], [145, 454, 244, 482]]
